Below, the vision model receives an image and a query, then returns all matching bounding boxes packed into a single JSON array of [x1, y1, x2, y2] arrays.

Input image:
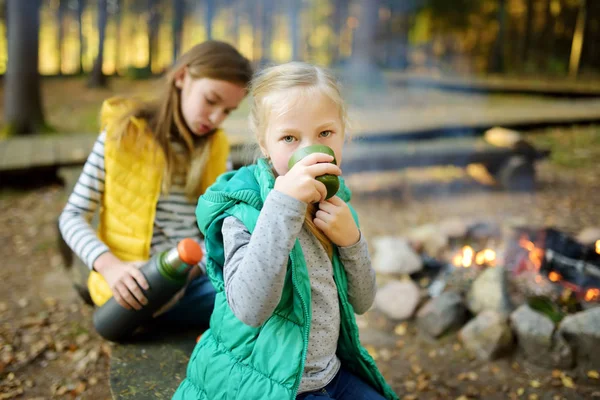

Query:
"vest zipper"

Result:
[[290, 250, 310, 399]]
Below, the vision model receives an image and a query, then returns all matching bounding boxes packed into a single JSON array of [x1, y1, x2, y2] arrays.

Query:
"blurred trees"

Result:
[[3, 0, 47, 135]]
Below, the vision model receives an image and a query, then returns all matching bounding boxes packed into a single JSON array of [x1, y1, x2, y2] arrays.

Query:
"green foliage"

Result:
[[527, 126, 600, 169], [527, 296, 565, 324], [425, 0, 483, 30]]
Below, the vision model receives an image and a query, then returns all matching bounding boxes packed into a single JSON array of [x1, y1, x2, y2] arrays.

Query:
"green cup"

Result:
[[287, 144, 340, 200]]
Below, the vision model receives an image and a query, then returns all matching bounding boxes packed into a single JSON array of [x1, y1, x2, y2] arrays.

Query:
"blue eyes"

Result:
[[282, 131, 333, 143]]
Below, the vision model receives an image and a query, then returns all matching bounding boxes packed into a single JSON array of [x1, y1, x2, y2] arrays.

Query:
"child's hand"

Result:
[[274, 152, 341, 204], [314, 196, 360, 247], [94, 252, 150, 310]]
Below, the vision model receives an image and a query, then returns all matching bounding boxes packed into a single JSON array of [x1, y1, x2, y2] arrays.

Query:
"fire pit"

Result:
[[372, 221, 600, 370]]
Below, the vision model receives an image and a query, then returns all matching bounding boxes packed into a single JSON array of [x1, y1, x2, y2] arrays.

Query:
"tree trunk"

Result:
[[230, 0, 240, 47], [4, 0, 46, 135], [522, 0, 534, 68], [205, 0, 215, 40], [568, 0, 587, 78], [330, 0, 347, 65], [57, 0, 65, 75], [78, 0, 85, 74], [347, 0, 381, 83], [259, 0, 273, 65], [172, 0, 184, 62], [88, 0, 108, 87], [147, 0, 160, 72], [489, 0, 507, 73], [288, 0, 301, 61], [389, 0, 414, 69], [114, 0, 121, 73]]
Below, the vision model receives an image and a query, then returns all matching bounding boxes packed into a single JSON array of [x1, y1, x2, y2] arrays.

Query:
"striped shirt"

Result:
[[58, 132, 225, 269]]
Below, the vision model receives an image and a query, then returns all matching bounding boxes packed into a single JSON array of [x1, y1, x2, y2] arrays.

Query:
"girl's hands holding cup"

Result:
[[274, 153, 341, 204], [314, 196, 360, 247]]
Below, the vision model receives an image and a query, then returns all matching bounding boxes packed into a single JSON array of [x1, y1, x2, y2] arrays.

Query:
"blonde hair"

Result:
[[111, 41, 252, 200], [249, 62, 349, 257]]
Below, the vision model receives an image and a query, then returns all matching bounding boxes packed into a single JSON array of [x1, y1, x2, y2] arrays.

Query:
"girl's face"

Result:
[[175, 69, 247, 136], [261, 88, 344, 177]]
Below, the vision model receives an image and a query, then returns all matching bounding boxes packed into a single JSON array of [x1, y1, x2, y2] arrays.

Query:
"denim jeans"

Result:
[[154, 274, 216, 328], [296, 368, 386, 400]]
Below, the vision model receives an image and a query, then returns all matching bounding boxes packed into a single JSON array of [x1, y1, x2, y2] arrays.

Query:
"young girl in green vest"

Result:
[[173, 62, 397, 399], [58, 41, 252, 329]]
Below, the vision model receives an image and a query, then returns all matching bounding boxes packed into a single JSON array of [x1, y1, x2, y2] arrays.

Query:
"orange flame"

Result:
[[585, 288, 600, 302], [519, 237, 544, 270], [548, 271, 562, 282], [596, 240, 600, 255], [453, 246, 496, 268]]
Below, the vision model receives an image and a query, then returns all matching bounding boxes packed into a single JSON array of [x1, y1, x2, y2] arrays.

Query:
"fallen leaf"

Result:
[[428, 350, 436, 358], [529, 394, 539, 400], [411, 365, 422, 375], [404, 380, 416, 392], [530, 380, 541, 388], [394, 323, 407, 336], [560, 375, 575, 388], [364, 345, 378, 360], [551, 369, 562, 378], [453, 343, 462, 351], [588, 370, 600, 379], [455, 396, 469, 400], [517, 387, 525, 396]]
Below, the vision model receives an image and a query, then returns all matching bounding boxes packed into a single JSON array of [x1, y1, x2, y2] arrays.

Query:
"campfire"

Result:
[[452, 246, 496, 268], [511, 229, 600, 304]]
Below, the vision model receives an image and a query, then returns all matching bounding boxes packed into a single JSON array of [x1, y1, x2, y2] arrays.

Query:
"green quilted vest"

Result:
[[172, 158, 397, 400]]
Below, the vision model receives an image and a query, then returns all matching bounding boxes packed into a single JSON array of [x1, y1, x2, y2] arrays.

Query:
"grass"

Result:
[[526, 125, 600, 169]]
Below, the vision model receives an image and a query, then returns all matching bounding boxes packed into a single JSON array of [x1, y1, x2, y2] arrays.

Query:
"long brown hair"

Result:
[[249, 63, 349, 258], [111, 41, 252, 199]]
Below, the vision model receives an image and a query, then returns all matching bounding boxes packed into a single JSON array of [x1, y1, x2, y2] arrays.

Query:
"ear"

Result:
[[174, 66, 187, 89], [258, 142, 269, 158]]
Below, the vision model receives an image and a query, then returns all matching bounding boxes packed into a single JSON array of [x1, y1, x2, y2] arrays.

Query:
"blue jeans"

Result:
[[296, 368, 386, 400], [154, 274, 216, 328]]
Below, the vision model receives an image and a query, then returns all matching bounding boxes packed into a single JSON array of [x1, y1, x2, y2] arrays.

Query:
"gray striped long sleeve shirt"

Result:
[[58, 132, 221, 269]]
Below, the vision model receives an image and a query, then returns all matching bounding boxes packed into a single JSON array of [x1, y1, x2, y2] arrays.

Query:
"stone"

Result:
[[372, 236, 423, 275], [438, 217, 468, 239], [459, 310, 514, 361], [484, 127, 522, 148], [558, 308, 600, 370], [466, 266, 512, 316], [467, 221, 502, 241], [375, 279, 421, 320], [576, 227, 600, 246], [510, 305, 573, 369], [417, 291, 467, 338], [406, 224, 449, 257]]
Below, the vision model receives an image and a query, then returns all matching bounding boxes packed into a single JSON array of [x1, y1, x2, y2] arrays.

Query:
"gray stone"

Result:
[[459, 310, 514, 361], [372, 236, 423, 275], [466, 266, 512, 316], [576, 227, 600, 246], [417, 291, 467, 338], [438, 218, 468, 239], [510, 305, 573, 369], [375, 279, 421, 320], [558, 308, 600, 369], [406, 224, 449, 258], [467, 221, 502, 241]]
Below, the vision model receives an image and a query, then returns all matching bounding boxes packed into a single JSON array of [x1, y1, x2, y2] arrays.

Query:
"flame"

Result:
[[453, 246, 496, 268], [519, 236, 544, 270], [596, 240, 600, 255], [548, 271, 562, 282], [452, 246, 474, 268], [585, 288, 600, 302]]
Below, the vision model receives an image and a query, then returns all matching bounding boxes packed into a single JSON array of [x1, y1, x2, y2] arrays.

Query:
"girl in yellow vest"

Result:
[[58, 41, 253, 329]]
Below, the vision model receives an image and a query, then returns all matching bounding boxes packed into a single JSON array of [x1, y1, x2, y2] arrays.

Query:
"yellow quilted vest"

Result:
[[88, 97, 230, 306]]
